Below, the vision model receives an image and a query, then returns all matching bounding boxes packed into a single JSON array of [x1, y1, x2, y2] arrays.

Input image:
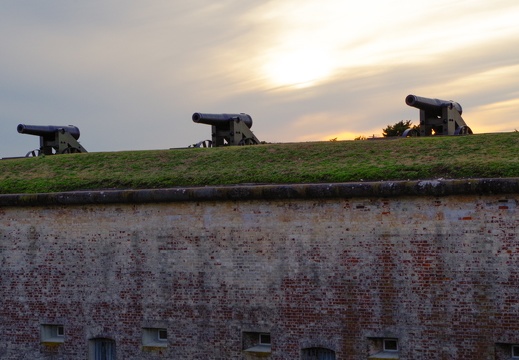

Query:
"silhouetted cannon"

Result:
[[191, 112, 260, 147], [405, 95, 463, 116], [17, 124, 88, 156], [404, 95, 472, 136], [17, 124, 81, 140], [192, 113, 253, 129]]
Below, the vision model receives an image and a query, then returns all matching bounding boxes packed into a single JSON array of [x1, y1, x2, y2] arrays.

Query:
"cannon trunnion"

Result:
[[405, 95, 472, 136], [192, 113, 260, 147], [17, 124, 88, 156]]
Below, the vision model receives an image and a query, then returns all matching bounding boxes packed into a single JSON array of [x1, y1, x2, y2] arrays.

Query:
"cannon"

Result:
[[17, 124, 88, 156], [191, 113, 260, 147], [404, 95, 472, 136]]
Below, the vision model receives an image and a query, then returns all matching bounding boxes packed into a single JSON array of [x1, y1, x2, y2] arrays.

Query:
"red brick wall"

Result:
[[1, 191, 518, 359]]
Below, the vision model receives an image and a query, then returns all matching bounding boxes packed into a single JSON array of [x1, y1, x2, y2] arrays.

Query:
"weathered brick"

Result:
[[0, 185, 518, 359]]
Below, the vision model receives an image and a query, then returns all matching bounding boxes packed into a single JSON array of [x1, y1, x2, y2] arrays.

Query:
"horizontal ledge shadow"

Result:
[[1, 178, 519, 207]]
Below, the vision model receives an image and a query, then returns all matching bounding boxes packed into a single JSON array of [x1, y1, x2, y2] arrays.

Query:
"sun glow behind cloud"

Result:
[[261, 47, 335, 89], [251, 0, 519, 90]]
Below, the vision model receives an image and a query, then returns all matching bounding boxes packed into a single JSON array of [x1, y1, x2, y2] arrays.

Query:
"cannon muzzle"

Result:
[[405, 95, 462, 115], [17, 124, 81, 140], [192, 113, 253, 129]]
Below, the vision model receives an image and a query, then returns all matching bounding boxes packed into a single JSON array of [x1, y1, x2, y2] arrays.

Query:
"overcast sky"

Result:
[[1, 0, 518, 158]]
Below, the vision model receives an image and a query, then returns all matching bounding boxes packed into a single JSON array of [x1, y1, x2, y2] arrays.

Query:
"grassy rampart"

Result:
[[1, 133, 518, 194]]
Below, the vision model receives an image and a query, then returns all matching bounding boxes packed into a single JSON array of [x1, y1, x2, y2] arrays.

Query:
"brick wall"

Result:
[[1, 180, 519, 359]]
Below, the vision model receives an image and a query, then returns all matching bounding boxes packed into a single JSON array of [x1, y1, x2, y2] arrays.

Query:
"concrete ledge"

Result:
[[1, 178, 519, 207]]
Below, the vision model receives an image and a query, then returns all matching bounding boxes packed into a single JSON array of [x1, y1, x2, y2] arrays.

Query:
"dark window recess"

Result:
[[259, 333, 271, 345], [384, 339, 398, 351], [158, 329, 167, 341], [40, 324, 65, 344], [513, 345, 519, 358], [243, 331, 272, 354], [301, 347, 336, 360], [142, 328, 168, 348], [90, 338, 116, 360]]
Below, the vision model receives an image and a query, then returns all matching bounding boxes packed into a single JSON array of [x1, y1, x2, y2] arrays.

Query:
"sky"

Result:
[[1, 0, 518, 158]]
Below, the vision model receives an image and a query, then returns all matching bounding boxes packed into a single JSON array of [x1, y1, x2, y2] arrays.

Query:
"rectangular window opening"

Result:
[[259, 333, 271, 345], [368, 337, 399, 359], [142, 327, 168, 348], [157, 329, 167, 341], [384, 338, 398, 352], [513, 345, 519, 358], [40, 324, 65, 344], [243, 331, 272, 354]]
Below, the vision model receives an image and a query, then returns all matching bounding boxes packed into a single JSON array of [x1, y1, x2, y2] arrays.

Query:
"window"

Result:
[[89, 338, 116, 360], [495, 343, 519, 359], [259, 333, 271, 345], [158, 329, 167, 341], [40, 324, 65, 344], [384, 338, 398, 352], [368, 338, 399, 359], [142, 328, 168, 348], [301, 347, 336, 360], [513, 345, 519, 358], [243, 331, 272, 354]]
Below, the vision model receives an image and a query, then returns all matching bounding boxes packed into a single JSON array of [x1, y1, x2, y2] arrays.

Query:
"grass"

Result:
[[1, 132, 519, 194]]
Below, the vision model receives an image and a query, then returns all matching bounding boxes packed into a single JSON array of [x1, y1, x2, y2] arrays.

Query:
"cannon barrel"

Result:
[[192, 113, 253, 129], [405, 95, 462, 115], [17, 124, 81, 140]]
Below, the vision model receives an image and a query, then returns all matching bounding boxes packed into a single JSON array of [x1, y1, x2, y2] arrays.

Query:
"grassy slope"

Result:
[[1, 132, 519, 194]]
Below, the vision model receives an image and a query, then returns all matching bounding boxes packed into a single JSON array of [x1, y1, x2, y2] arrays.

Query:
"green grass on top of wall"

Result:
[[1, 132, 519, 194]]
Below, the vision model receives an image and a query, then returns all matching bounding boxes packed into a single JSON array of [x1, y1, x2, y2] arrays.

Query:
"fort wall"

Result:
[[1, 179, 519, 359]]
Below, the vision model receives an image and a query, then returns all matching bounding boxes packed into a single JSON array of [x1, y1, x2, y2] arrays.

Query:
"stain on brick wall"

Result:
[[1, 181, 519, 359]]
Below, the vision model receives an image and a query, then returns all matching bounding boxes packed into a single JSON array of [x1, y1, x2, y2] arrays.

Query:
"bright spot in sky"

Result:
[[254, 0, 519, 91], [262, 48, 334, 88]]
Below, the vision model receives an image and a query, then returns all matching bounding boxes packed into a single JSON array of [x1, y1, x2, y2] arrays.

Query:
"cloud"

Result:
[[0, 0, 518, 158]]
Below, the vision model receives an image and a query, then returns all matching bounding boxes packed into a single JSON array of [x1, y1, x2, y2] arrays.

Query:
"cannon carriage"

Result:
[[17, 124, 87, 156], [191, 113, 260, 147], [404, 95, 473, 136]]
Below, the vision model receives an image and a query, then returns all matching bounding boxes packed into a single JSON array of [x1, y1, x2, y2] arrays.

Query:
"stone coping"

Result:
[[0, 178, 518, 207]]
